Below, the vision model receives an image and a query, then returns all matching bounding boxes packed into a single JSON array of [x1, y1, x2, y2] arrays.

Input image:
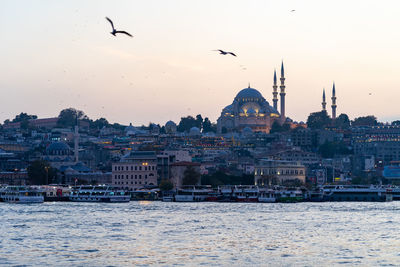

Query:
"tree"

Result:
[[351, 115, 378, 127], [177, 116, 197, 132], [306, 110, 331, 129], [334, 113, 350, 129], [11, 112, 37, 123], [270, 121, 282, 133], [318, 141, 352, 158], [392, 120, 400, 126], [202, 117, 214, 133], [57, 108, 88, 128], [182, 166, 201, 185], [27, 160, 57, 185], [159, 179, 174, 191], [195, 114, 203, 129], [90, 118, 109, 129]]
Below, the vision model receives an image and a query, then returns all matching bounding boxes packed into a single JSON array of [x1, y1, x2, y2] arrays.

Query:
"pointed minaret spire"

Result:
[[331, 82, 337, 120], [272, 69, 278, 110], [248, 82, 251, 88], [322, 88, 326, 111], [280, 61, 286, 119]]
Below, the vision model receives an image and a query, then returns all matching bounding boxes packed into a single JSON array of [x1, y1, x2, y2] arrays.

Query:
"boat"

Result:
[[0, 185, 44, 203], [174, 186, 212, 202], [277, 188, 303, 203], [161, 190, 175, 202], [235, 186, 259, 202], [42, 184, 72, 201], [129, 189, 159, 201], [322, 185, 392, 202], [69, 185, 130, 202], [217, 186, 236, 202], [258, 189, 276, 203]]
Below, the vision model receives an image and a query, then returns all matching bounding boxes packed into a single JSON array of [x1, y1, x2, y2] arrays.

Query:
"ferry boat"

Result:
[[322, 185, 392, 202], [161, 190, 174, 202], [277, 188, 303, 203], [258, 189, 276, 203], [174, 186, 212, 202], [217, 186, 236, 202], [235, 186, 259, 202], [69, 185, 130, 202], [0, 186, 44, 203], [42, 184, 72, 201]]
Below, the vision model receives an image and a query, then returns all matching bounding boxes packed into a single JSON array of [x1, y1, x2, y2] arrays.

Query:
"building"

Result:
[[170, 161, 201, 188], [254, 159, 306, 185], [112, 151, 158, 190], [217, 63, 287, 134]]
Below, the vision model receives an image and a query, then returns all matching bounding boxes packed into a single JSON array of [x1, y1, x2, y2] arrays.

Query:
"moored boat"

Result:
[[0, 186, 44, 203], [69, 185, 130, 202]]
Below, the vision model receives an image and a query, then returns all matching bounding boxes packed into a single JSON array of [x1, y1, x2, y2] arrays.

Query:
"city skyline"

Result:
[[2, 0, 400, 126]]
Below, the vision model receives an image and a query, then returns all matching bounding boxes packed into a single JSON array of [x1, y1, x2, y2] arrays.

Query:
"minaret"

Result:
[[74, 117, 79, 163], [322, 88, 326, 111], [279, 61, 286, 118], [331, 82, 337, 120], [272, 69, 278, 110]]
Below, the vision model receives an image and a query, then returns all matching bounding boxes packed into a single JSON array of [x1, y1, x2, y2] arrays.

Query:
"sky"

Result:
[[1, 0, 400, 126]]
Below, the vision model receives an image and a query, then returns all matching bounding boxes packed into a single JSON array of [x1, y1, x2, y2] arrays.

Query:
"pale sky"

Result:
[[1, 0, 400, 126]]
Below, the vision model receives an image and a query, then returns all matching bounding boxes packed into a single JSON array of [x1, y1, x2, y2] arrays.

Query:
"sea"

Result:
[[1, 201, 400, 266]]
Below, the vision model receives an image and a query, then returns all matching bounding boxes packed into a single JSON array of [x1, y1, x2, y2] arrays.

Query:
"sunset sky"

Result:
[[1, 0, 400, 126]]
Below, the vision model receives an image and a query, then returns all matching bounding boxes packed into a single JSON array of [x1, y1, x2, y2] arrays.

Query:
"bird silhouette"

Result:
[[105, 17, 133, 37], [213, 49, 237, 57], [291, 9, 296, 12]]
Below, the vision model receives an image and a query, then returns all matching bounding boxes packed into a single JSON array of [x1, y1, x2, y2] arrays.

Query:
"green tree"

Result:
[[159, 179, 174, 191], [11, 112, 37, 123], [334, 113, 350, 129], [90, 118, 109, 129], [57, 108, 88, 128], [195, 114, 203, 130], [351, 115, 378, 127], [177, 116, 197, 132], [182, 166, 201, 185], [318, 141, 352, 158], [270, 121, 282, 133], [202, 117, 214, 133], [307, 110, 331, 129], [392, 120, 400, 126], [27, 160, 57, 185]]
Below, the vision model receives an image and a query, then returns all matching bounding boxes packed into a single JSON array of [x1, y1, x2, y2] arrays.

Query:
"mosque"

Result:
[[217, 62, 287, 134], [217, 62, 339, 134]]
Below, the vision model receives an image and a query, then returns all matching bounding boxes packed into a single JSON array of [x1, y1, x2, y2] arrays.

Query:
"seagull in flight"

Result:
[[291, 9, 296, 12], [105, 17, 133, 37], [213, 49, 237, 57]]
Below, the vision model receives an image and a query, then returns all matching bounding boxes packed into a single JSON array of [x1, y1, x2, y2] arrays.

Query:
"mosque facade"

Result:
[[217, 62, 287, 134]]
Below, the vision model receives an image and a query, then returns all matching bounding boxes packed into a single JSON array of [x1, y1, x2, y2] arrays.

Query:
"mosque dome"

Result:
[[189, 127, 201, 136], [235, 87, 263, 100], [165, 120, 177, 134], [242, 127, 253, 135], [46, 142, 72, 156]]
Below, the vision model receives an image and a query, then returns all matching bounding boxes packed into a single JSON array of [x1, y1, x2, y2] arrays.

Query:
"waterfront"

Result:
[[1, 202, 400, 266]]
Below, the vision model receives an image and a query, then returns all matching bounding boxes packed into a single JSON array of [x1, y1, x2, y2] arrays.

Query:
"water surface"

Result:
[[1, 201, 400, 266]]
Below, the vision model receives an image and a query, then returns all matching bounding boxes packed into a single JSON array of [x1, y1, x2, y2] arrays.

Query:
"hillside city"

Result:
[[1, 103, 399, 191]]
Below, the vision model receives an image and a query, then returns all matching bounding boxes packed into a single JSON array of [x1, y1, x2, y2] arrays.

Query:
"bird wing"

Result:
[[228, 52, 237, 57], [105, 17, 115, 30], [115, 31, 133, 37]]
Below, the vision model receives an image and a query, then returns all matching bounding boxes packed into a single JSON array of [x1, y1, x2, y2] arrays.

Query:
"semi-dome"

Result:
[[189, 127, 201, 136], [235, 87, 263, 100], [46, 142, 72, 156], [165, 120, 176, 127]]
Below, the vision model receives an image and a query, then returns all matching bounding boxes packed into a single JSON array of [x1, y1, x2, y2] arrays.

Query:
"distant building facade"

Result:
[[254, 159, 306, 185], [112, 151, 158, 190]]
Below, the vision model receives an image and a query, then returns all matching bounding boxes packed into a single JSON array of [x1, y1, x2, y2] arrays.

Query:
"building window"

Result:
[[131, 166, 133, 171], [145, 174, 147, 179], [139, 175, 142, 179], [139, 166, 142, 171]]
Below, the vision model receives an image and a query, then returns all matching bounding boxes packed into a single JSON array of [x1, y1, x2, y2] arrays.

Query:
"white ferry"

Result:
[[0, 186, 44, 203], [322, 185, 392, 202], [69, 185, 130, 202], [175, 186, 212, 202], [258, 189, 277, 203], [235, 186, 259, 202]]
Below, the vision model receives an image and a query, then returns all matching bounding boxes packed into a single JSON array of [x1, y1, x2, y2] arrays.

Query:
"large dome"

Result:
[[235, 87, 263, 100]]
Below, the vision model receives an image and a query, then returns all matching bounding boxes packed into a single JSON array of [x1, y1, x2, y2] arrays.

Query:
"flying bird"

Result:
[[105, 17, 133, 37], [291, 9, 296, 12], [213, 49, 237, 57]]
